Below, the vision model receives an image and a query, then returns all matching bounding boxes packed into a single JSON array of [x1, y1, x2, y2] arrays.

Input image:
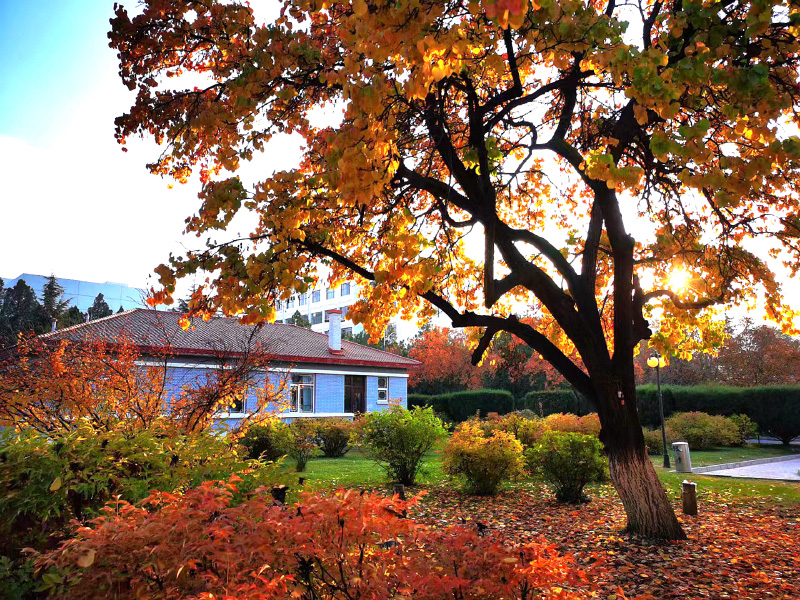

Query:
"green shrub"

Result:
[[354, 406, 448, 485], [443, 422, 524, 494], [240, 419, 292, 461], [407, 389, 514, 422], [315, 418, 354, 457], [665, 412, 739, 450], [642, 428, 665, 455], [0, 420, 277, 556], [526, 431, 607, 503], [521, 389, 593, 416], [730, 414, 759, 446], [287, 419, 318, 472]]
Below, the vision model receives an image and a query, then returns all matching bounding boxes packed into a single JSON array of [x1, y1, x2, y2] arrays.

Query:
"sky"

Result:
[[0, 0, 292, 295]]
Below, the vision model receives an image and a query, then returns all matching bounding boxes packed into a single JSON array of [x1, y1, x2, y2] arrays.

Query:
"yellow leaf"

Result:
[[49, 477, 62, 492], [77, 549, 96, 568]]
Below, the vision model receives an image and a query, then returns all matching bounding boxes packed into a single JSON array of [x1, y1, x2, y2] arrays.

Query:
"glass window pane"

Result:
[[312, 290, 320, 303], [301, 386, 313, 412], [290, 387, 298, 412], [378, 390, 387, 401], [378, 377, 388, 389]]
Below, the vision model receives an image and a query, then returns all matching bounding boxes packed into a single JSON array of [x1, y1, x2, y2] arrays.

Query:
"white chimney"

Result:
[[327, 309, 343, 354], [51, 319, 57, 332]]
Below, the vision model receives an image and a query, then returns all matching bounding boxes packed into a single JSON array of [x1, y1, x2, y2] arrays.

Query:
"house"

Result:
[[41, 308, 418, 426]]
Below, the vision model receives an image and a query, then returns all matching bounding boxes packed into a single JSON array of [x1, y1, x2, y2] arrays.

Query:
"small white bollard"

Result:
[[672, 441, 692, 473]]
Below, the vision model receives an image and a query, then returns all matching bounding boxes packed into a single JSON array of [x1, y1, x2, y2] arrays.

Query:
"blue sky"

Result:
[[0, 1, 297, 295]]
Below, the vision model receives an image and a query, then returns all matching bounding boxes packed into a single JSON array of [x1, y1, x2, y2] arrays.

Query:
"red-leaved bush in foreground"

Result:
[[34, 477, 599, 599]]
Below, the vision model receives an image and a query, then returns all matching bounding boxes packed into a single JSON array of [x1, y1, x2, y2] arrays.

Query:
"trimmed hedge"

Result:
[[636, 385, 800, 444], [408, 389, 514, 422], [521, 389, 593, 416], [522, 385, 800, 443]]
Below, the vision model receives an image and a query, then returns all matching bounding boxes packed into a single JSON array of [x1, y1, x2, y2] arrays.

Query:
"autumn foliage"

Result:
[[35, 480, 596, 599], [0, 334, 285, 434]]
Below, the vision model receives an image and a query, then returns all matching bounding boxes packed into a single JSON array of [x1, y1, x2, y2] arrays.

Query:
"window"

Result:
[[312, 290, 321, 303], [276, 300, 282, 311], [341, 282, 351, 296], [340, 305, 349, 319], [311, 312, 323, 325], [299, 293, 307, 306], [287, 296, 295, 308], [326, 287, 336, 300], [342, 327, 352, 337], [377, 377, 389, 404], [290, 374, 314, 413]]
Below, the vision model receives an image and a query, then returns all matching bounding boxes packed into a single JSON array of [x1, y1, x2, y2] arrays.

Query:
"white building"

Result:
[[272, 280, 444, 341]]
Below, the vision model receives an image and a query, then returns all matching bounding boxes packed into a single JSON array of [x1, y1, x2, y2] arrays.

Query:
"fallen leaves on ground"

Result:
[[413, 483, 800, 599]]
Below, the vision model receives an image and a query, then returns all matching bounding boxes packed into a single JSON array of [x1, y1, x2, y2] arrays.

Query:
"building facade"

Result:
[[2, 273, 145, 313], [42, 308, 418, 427]]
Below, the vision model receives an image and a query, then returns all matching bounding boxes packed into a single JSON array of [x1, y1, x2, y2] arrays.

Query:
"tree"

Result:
[[87, 293, 112, 321], [288, 309, 312, 328], [0, 280, 48, 347], [41, 275, 71, 325], [58, 306, 86, 329], [407, 327, 484, 395], [117, 306, 126, 314], [110, 0, 800, 538]]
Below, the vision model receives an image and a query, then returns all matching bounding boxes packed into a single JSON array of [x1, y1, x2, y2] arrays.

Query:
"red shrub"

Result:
[[36, 477, 595, 599]]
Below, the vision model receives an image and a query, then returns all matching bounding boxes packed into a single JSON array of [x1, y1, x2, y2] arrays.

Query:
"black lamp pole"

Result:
[[654, 357, 671, 469]]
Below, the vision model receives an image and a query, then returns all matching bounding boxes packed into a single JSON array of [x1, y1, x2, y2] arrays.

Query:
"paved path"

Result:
[[700, 456, 800, 481]]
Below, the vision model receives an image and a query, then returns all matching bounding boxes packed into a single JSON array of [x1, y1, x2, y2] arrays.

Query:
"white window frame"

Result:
[[312, 290, 321, 303], [341, 283, 351, 296], [377, 376, 389, 405], [289, 374, 315, 414]]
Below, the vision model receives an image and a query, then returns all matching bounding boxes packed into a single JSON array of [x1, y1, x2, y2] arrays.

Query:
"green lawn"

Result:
[[286, 443, 800, 505]]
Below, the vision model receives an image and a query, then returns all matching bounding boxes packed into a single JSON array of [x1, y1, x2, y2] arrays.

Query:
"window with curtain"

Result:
[[290, 374, 314, 413]]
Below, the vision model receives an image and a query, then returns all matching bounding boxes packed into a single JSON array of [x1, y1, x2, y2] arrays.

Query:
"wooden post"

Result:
[[682, 480, 697, 516], [393, 484, 406, 501]]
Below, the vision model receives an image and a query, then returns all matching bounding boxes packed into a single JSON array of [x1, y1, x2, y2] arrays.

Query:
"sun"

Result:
[[667, 268, 691, 291]]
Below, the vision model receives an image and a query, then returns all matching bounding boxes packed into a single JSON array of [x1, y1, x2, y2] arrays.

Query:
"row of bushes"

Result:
[[412, 386, 799, 443], [525, 386, 799, 443]]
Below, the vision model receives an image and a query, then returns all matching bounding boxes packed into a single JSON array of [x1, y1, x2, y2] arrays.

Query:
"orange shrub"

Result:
[[481, 412, 544, 447], [541, 412, 583, 433], [36, 479, 595, 599]]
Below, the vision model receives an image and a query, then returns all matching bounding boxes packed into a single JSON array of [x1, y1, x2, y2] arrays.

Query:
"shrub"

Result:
[[287, 419, 318, 472], [642, 428, 665, 455], [34, 482, 594, 600], [443, 422, 524, 494], [315, 418, 354, 457], [541, 412, 583, 433], [730, 414, 759, 445], [240, 419, 292, 461], [0, 421, 277, 556], [407, 389, 514, 422], [526, 431, 607, 503], [481, 412, 543, 448], [665, 412, 739, 450], [354, 406, 447, 485], [521, 389, 593, 416], [577, 414, 601, 436]]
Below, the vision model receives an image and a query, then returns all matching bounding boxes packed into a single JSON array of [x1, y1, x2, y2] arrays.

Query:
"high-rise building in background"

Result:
[[1, 273, 146, 313], [272, 280, 447, 340]]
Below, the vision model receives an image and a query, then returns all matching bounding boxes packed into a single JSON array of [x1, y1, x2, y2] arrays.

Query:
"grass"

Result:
[[286, 443, 800, 505]]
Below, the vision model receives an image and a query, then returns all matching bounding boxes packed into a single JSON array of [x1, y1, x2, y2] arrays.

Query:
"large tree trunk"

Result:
[[593, 379, 686, 540]]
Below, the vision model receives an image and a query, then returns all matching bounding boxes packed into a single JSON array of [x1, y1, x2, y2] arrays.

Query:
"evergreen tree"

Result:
[[117, 306, 125, 314], [288, 310, 312, 328], [87, 294, 113, 321], [0, 280, 49, 346], [58, 306, 86, 329], [41, 274, 71, 324]]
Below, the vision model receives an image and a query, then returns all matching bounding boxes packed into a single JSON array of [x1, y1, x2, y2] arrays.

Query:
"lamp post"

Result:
[[647, 353, 670, 469]]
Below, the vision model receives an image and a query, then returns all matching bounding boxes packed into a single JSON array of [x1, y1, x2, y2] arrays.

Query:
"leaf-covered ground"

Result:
[[414, 483, 800, 599]]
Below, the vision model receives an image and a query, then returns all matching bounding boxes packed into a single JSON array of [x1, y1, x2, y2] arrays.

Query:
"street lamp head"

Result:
[[647, 355, 667, 368]]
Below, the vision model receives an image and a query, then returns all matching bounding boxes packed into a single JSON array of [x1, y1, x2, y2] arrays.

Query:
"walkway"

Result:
[[695, 455, 800, 481]]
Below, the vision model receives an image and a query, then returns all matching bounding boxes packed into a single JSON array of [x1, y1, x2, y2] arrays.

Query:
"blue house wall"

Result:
[[158, 362, 408, 427]]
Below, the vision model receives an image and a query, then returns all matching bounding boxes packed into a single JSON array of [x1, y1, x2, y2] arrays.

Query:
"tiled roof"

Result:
[[42, 309, 419, 370]]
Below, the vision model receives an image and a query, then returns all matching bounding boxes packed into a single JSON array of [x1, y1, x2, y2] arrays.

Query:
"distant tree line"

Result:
[[0, 276, 119, 348]]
